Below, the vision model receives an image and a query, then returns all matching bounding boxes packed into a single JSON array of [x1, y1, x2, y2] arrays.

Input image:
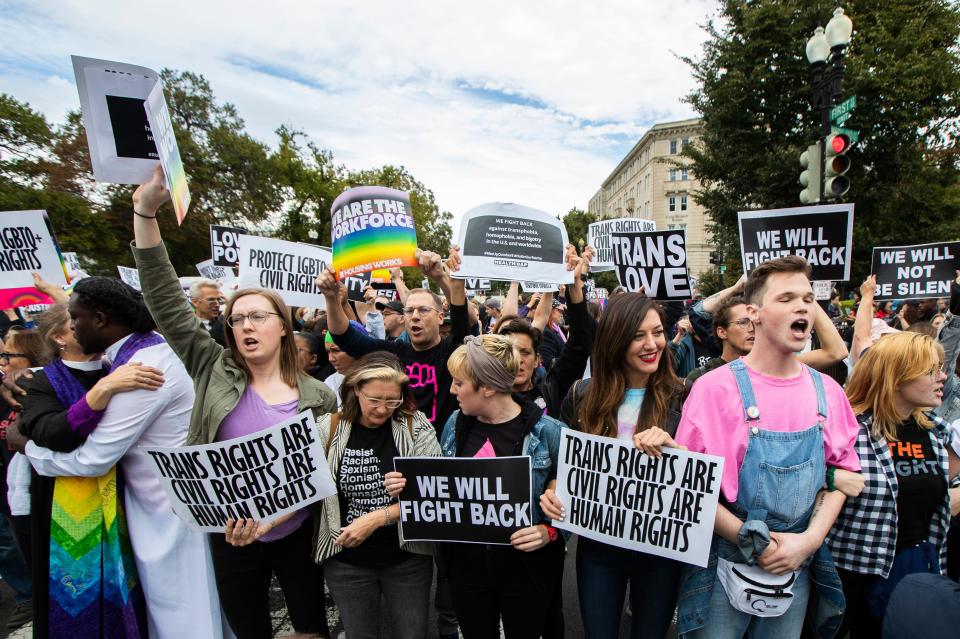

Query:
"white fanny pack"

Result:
[[717, 558, 797, 617]]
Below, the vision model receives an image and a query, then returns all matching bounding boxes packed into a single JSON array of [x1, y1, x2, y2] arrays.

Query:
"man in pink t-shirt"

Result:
[[674, 256, 860, 639]]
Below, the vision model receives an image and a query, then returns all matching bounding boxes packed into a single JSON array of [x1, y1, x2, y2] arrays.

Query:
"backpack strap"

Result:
[[326, 413, 341, 453]]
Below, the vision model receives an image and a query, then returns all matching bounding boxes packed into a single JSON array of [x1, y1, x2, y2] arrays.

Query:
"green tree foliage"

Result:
[[560, 207, 596, 248], [683, 0, 960, 282]]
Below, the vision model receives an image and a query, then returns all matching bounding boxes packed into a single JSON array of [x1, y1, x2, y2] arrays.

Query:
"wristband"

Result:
[[826, 466, 836, 492], [381, 507, 392, 527], [543, 524, 558, 542], [134, 210, 157, 219]]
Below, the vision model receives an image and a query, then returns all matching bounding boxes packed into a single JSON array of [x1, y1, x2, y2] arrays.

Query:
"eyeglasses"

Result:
[[202, 297, 226, 304], [226, 311, 282, 328], [925, 363, 947, 379], [403, 306, 440, 317], [727, 318, 754, 329], [0, 352, 29, 365], [358, 392, 404, 409]]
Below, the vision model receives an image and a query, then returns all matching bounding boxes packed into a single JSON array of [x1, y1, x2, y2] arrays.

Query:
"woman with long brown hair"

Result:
[[543, 292, 686, 639]]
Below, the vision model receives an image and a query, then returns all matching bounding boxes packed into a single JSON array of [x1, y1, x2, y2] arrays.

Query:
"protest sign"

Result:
[[456, 203, 574, 284], [196, 259, 236, 286], [554, 429, 723, 567], [738, 204, 854, 281], [465, 278, 491, 293], [611, 229, 692, 301], [144, 82, 190, 224], [238, 235, 330, 308], [588, 217, 657, 272], [369, 269, 395, 289], [144, 410, 336, 532], [0, 210, 69, 309], [521, 281, 559, 293], [343, 271, 372, 302], [871, 241, 960, 301], [210, 225, 246, 267], [72, 56, 160, 184], [62, 252, 89, 282], [394, 456, 532, 545], [117, 266, 141, 291], [813, 281, 833, 301], [589, 288, 609, 302], [330, 186, 418, 279]]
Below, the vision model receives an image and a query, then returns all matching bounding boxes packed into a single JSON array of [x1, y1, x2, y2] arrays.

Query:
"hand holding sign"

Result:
[[132, 165, 169, 218]]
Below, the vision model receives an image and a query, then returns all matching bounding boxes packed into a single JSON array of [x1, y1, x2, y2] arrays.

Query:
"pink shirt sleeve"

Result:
[[821, 376, 861, 472]]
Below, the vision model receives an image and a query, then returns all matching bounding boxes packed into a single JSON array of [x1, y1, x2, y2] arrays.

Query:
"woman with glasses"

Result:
[[827, 332, 960, 637], [129, 168, 336, 639], [315, 352, 440, 639]]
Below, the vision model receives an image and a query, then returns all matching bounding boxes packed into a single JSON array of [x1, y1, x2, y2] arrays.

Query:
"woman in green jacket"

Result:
[[131, 167, 337, 639]]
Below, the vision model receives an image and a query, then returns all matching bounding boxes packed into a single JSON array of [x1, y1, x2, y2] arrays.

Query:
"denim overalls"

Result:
[[677, 360, 845, 639]]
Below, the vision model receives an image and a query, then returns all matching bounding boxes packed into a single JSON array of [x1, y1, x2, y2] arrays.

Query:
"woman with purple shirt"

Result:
[[130, 168, 337, 639]]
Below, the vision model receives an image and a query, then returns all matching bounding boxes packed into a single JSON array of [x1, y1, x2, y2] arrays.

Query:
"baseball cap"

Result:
[[376, 300, 404, 314]]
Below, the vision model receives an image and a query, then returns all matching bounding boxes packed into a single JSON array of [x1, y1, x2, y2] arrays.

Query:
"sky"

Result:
[[0, 0, 714, 230]]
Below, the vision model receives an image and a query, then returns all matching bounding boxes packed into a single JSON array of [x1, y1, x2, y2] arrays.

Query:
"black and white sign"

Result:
[[456, 203, 574, 284], [738, 204, 854, 281], [465, 278, 491, 293], [554, 429, 723, 567], [872, 241, 960, 301], [394, 456, 532, 545], [196, 259, 236, 286], [520, 281, 559, 293], [210, 225, 247, 267], [611, 229, 692, 300], [117, 266, 141, 291], [238, 236, 331, 308], [71, 56, 160, 184], [588, 217, 657, 272], [145, 411, 336, 533], [0, 210, 69, 290]]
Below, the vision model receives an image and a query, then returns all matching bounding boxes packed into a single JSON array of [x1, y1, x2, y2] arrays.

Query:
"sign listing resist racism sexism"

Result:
[[144, 411, 336, 533], [611, 229, 692, 301], [554, 429, 723, 567], [738, 204, 854, 281], [871, 241, 960, 301]]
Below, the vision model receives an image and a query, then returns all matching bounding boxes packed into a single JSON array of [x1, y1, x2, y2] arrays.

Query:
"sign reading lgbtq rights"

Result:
[[554, 429, 723, 567], [144, 411, 336, 533], [0, 210, 69, 309], [331, 186, 418, 279], [238, 236, 331, 308]]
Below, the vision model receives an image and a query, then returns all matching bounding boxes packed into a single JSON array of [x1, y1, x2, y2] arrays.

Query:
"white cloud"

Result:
[[0, 0, 714, 231]]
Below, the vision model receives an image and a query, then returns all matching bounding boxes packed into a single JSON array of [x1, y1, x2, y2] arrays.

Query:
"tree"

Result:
[[683, 0, 960, 282], [560, 207, 596, 248]]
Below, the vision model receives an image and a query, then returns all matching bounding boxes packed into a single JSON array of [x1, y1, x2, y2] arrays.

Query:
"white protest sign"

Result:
[[117, 266, 141, 290], [0, 210, 69, 290], [72, 56, 160, 184], [554, 429, 723, 567], [455, 203, 574, 284], [520, 281, 559, 293], [144, 411, 335, 533], [812, 281, 833, 301], [612, 229, 692, 300], [144, 82, 191, 224], [196, 259, 236, 286], [588, 217, 657, 272], [238, 235, 330, 308]]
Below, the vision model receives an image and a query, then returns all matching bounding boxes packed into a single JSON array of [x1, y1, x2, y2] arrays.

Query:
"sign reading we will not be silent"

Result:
[[872, 241, 960, 301], [331, 187, 418, 280], [144, 411, 336, 533]]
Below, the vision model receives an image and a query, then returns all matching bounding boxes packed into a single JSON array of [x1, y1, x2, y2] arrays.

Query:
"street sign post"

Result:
[[830, 96, 856, 123]]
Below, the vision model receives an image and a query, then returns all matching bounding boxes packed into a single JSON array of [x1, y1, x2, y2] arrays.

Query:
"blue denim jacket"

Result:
[[439, 397, 564, 527]]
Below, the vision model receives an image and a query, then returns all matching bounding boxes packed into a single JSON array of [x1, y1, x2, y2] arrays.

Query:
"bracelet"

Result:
[[382, 507, 391, 527], [133, 210, 157, 219], [826, 466, 836, 492]]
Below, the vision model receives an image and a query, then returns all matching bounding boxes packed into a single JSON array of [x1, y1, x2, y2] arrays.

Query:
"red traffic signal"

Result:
[[829, 133, 851, 154], [823, 132, 853, 199]]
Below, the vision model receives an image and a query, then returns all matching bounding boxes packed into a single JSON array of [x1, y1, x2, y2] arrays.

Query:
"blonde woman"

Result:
[[315, 352, 440, 639], [828, 332, 960, 637]]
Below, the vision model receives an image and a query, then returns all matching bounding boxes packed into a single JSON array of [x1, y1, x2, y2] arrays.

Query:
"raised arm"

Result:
[[502, 281, 520, 319], [850, 275, 877, 366], [799, 303, 849, 371], [700, 274, 746, 315], [532, 291, 553, 332], [390, 267, 411, 304]]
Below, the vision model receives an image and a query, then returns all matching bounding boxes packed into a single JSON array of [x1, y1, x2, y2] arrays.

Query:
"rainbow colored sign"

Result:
[[331, 186, 417, 280], [144, 82, 190, 224]]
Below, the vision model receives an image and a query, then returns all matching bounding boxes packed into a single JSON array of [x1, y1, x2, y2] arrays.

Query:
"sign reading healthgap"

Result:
[[394, 456, 532, 545], [554, 429, 723, 567], [144, 411, 336, 533], [871, 241, 960, 301], [738, 204, 854, 281], [611, 229, 692, 301], [210, 225, 247, 267], [588, 217, 657, 272]]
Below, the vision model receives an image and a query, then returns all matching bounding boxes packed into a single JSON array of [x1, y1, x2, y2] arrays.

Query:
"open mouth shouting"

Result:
[[789, 318, 810, 341]]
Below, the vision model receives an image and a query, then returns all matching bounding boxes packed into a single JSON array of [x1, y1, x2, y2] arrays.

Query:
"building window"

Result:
[[670, 139, 678, 154], [682, 168, 689, 181], [668, 223, 689, 231], [681, 195, 688, 211], [669, 168, 677, 181], [668, 196, 676, 212]]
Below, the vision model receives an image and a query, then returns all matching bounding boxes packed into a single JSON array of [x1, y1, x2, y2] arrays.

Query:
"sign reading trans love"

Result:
[[737, 203, 854, 281]]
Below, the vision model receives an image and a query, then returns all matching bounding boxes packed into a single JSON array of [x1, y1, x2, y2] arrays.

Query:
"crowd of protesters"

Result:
[[0, 168, 958, 639]]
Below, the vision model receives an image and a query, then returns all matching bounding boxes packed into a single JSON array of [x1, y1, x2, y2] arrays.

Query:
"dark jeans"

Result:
[[325, 553, 433, 639], [443, 539, 563, 639], [836, 568, 882, 639], [576, 537, 681, 639], [0, 514, 31, 602], [208, 520, 328, 638]]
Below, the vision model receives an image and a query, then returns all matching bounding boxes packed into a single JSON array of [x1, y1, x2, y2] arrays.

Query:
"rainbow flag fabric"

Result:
[[331, 186, 418, 279]]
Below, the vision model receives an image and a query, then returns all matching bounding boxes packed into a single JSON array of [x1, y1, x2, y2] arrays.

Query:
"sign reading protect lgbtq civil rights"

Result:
[[872, 241, 960, 301], [456, 203, 574, 284], [588, 217, 657, 272], [238, 235, 331, 308], [738, 204, 855, 281], [331, 186, 418, 279], [144, 411, 336, 533], [394, 456, 532, 545], [0, 210, 69, 309], [72, 56, 160, 184], [554, 430, 723, 567], [611, 229, 692, 301], [144, 81, 190, 224]]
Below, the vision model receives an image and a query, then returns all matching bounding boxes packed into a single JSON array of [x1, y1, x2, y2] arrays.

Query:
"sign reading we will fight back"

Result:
[[331, 187, 418, 280]]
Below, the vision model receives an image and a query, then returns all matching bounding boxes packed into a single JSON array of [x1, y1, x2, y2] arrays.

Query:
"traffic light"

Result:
[[799, 142, 822, 204], [823, 132, 852, 199], [709, 251, 721, 265]]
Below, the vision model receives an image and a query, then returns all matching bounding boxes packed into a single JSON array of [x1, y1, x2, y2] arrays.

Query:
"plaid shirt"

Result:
[[827, 410, 953, 578]]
